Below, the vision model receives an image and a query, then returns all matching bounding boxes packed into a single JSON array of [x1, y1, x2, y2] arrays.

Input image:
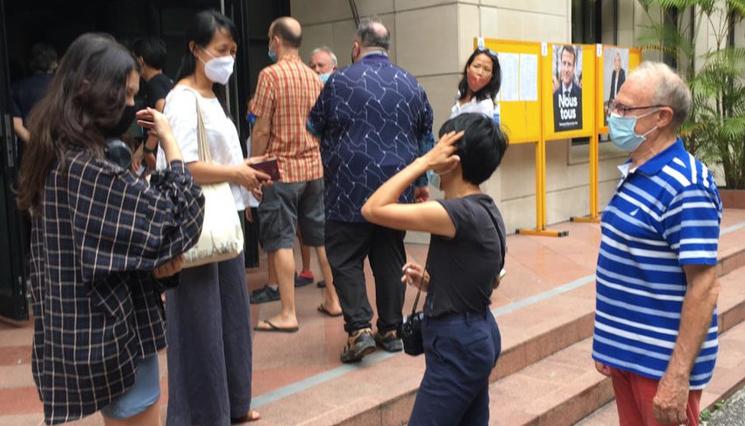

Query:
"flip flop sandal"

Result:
[[317, 303, 343, 317], [254, 319, 299, 333]]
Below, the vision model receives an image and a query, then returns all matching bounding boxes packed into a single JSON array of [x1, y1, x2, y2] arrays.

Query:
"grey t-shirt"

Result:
[[424, 194, 506, 317]]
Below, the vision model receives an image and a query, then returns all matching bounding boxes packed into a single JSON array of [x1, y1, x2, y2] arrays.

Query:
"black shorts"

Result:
[[257, 179, 325, 252]]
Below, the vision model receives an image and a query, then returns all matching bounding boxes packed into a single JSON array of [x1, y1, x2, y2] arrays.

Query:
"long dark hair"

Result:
[[176, 10, 238, 114], [17, 33, 138, 212], [457, 48, 502, 102]]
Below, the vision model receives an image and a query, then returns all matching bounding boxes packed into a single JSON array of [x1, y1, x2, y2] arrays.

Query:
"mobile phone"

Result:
[[251, 158, 280, 181]]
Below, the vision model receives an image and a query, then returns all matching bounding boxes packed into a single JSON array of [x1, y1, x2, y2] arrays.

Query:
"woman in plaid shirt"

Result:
[[16, 33, 205, 425]]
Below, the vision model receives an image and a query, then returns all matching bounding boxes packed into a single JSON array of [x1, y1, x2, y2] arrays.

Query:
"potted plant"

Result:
[[637, 0, 745, 207]]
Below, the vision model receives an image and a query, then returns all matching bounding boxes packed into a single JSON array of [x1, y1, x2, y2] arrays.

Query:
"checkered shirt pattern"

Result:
[[29, 151, 204, 424], [249, 57, 324, 182]]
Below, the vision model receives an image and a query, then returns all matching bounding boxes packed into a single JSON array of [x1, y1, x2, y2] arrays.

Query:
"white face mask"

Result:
[[199, 48, 235, 85]]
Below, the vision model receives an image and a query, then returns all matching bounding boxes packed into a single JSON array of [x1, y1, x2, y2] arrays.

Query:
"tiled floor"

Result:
[[2, 209, 745, 425]]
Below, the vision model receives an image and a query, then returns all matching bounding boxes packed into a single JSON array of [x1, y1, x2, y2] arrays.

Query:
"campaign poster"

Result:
[[603, 47, 629, 124], [552, 44, 583, 132]]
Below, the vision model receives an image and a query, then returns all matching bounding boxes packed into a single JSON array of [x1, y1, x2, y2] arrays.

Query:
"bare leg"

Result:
[[315, 246, 341, 314], [298, 230, 312, 275], [300, 245, 312, 275], [103, 398, 160, 426], [267, 252, 277, 285], [259, 248, 298, 328]]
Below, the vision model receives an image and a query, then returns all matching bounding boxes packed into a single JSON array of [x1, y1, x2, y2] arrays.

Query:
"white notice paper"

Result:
[[518, 53, 538, 101], [498, 52, 519, 101]]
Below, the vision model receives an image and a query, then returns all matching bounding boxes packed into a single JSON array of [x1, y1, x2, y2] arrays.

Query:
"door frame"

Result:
[[0, 0, 29, 321]]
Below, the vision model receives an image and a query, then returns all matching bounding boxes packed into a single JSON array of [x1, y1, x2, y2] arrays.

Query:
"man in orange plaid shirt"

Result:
[[250, 17, 341, 332]]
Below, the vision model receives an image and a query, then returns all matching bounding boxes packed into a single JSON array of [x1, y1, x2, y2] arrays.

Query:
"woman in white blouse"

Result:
[[450, 48, 502, 119], [155, 10, 265, 425]]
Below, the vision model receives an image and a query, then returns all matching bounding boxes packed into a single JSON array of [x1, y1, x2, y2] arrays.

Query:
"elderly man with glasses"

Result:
[[592, 61, 722, 426]]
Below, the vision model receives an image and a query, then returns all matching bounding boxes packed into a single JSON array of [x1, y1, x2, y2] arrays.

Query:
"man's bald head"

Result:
[[356, 18, 390, 51], [269, 16, 302, 48]]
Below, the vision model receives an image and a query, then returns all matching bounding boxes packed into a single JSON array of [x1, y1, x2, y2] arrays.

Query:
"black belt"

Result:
[[426, 310, 489, 323]]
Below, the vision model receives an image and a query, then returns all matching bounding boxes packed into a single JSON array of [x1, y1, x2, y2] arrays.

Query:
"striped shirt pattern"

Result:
[[249, 57, 323, 183], [592, 139, 722, 390]]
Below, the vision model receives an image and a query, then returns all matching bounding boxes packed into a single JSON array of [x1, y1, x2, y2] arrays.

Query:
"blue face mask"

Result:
[[607, 111, 658, 152], [319, 72, 331, 84], [268, 48, 277, 63], [427, 170, 441, 190]]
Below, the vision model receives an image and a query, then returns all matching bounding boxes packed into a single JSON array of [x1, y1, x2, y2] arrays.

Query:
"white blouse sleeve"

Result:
[[475, 98, 495, 117], [164, 89, 200, 164]]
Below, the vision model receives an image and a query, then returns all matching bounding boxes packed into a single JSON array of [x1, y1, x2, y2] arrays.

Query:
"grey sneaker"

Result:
[[340, 328, 376, 363], [374, 329, 403, 352], [250, 285, 280, 304]]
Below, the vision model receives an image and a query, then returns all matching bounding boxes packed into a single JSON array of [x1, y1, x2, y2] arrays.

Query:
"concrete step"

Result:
[[492, 221, 745, 384], [252, 252, 745, 425], [489, 264, 745, 426], [490, 267, 745, 426], [576, 318, 745, 426], [6, 215, 745, 425]]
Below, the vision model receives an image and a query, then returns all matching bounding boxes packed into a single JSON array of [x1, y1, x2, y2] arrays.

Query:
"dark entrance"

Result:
[[0, 0, 29, 321], [0, 0, 289, 320]]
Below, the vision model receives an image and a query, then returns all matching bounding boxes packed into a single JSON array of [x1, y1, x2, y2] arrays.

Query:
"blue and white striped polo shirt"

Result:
[[592, 138, 722, 390]]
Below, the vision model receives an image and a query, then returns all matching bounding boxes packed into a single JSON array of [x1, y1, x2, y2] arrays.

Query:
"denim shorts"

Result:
[[258, 178, 325, 252], [100, 354, 160, 419]]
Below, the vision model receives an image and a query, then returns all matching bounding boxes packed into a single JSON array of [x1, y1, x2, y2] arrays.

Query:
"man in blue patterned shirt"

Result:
[[592, 62, 722, 426], [308, 18, 433, 363]]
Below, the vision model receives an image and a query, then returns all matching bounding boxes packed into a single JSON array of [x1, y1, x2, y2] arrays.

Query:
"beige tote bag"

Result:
[[183, 97, 244, 268]]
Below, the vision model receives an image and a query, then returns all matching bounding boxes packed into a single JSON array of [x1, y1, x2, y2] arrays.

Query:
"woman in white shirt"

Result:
[[450, 48, 502, 119], [156, 11, 265, 425]]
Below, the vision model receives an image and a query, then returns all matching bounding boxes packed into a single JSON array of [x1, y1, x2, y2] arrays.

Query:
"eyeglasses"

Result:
[[607, 99, 669, 117]]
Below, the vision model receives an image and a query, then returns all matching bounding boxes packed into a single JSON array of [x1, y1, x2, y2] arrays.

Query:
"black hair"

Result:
[[176, 10, 238, 114], [356, 18, 390, 50], [19, 33, 138, 211], [457, 48, 501, 102], [29, 43, 57, 73], [438, 113, 508, 186], [270, 17, 302, 48], [133, 36, 168, 70]]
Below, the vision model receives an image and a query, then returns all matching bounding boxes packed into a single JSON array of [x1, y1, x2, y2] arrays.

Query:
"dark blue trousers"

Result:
[[409, 311, 501, 426]]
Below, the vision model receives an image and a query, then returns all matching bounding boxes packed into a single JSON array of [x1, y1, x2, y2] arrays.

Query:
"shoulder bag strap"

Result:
[[178, 85, 212, 164], [194, 95, 212, 164], [410, 287, 422, 316]]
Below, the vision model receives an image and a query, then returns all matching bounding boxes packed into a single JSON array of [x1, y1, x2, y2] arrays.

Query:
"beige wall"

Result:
[[291, 0, 638, 234]]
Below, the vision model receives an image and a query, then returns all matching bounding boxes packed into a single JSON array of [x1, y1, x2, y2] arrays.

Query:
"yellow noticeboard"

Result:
[[542, 43, 596, 141], [595, 46, 643, 132], [478, 39, 542, 145], [471, 38, 641, 236]]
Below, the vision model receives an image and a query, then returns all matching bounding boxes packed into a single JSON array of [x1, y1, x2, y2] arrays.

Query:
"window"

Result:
[[568, 0, 623, 161]]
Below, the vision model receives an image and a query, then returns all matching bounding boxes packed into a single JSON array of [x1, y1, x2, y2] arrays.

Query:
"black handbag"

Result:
[[401, 288, 424, 356]]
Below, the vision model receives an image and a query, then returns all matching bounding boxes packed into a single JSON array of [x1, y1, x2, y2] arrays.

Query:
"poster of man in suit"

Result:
[[603, 47, 629, 124], [552, 44, 583, 132]]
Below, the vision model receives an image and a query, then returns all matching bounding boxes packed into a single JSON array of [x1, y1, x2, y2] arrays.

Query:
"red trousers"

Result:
[[610, 367, 702, 426]]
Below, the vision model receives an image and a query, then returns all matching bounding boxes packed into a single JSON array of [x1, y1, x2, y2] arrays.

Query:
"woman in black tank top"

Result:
[[362, 113, 509, 425]]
